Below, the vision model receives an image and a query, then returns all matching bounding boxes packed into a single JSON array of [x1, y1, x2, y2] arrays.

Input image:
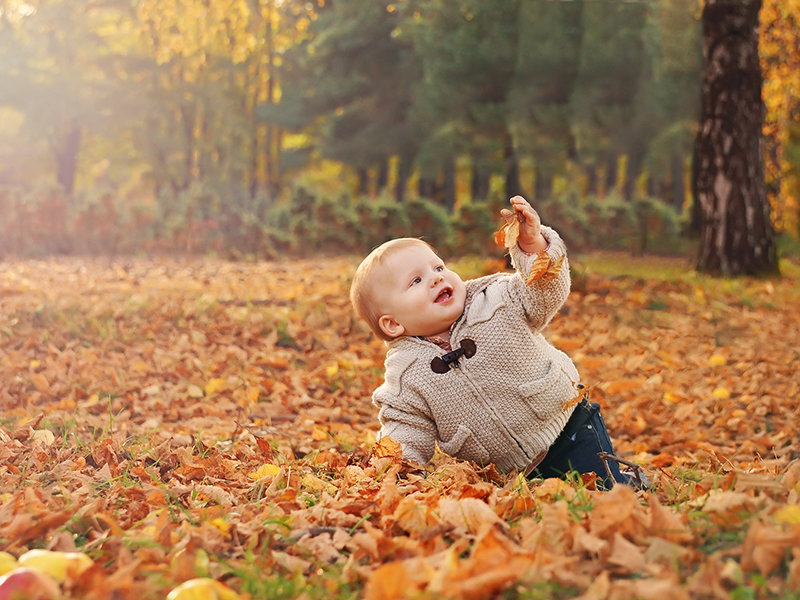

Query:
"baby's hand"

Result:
[[500, 196, 547, 254]]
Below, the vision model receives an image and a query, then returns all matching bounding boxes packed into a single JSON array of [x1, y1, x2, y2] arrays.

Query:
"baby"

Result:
[[351, 196, 635, 488]]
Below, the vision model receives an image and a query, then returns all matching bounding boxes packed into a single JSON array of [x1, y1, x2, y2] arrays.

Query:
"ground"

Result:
[[0, 253, 798, 599]]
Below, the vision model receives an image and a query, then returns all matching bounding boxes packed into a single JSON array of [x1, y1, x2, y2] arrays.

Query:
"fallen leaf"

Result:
[[437, 497, 503, 535], [247, 463, 281, 480]]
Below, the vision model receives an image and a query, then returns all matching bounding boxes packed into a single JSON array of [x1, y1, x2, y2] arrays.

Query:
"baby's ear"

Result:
[[378, 315, 405, 339]]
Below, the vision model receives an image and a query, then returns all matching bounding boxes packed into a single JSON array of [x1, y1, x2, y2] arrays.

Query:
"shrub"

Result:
[[351, 193, 412, 251], [285, 184, 360, 256], [452, 200, 499, 257], [404, 197, 454, 253], [632, 196, 684, 255], [537, 189, 592, 252]]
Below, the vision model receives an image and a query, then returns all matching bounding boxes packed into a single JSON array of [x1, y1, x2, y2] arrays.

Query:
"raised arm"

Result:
[[499, 196, 571, 331]]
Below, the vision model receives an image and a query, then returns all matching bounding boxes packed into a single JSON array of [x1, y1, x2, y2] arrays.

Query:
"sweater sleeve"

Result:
[[372, 350, 438, 466], [505, 225, 571, 332], [373, 386, 438, 466]]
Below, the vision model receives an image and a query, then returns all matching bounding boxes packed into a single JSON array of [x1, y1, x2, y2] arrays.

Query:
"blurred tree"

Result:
[[135, 0, 256, 196], [569, 0, 648, 197], [508, 0, 584, 201], [760, 0, 800, 234], [694, 0, 778, 275], [281, 0, 421, 201], [410, 0, 522, 207], [638, 0, 702, 209], [0, 0, 120, 196]]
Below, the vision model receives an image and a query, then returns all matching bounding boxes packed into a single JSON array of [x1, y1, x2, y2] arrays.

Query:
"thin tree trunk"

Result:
[[55, 122, 81, 196], [394, 152, 413, 203], [503, 131, 522, 198], [534, 163, 553, 202], [693, 0, 778, 275], [264, 0, 279, 197], [376, 159, 389, 192], [471, 163, 490, 202], [356, 168, 368, 197], [604, 155, 618, 197], [442, 156, 456, 211], [671, 153, 685, 211]]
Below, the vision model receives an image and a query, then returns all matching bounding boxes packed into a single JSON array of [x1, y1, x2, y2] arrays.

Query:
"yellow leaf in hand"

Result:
[[0, 552, 17, 576], [17, 549, 94, 582]]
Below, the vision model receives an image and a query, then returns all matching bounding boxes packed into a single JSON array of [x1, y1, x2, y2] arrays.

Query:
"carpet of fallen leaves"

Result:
[[1, 253, 799, 599]]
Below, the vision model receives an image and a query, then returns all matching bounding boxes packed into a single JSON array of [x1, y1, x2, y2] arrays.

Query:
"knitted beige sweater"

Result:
[[372, 225, 580, 473]]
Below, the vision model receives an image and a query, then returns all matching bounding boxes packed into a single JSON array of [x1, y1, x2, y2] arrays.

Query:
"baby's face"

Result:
[[374, 245, 466, 340]]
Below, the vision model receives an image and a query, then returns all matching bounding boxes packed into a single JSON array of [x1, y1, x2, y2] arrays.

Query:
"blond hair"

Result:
[[350, 238, 434, 341]]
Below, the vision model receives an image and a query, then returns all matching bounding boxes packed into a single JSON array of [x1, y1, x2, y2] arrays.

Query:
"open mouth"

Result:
[[434, 287, 453, 303]]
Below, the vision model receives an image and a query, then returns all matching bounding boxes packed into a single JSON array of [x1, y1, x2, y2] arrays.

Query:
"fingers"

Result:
[[507, 195, 538, 222]]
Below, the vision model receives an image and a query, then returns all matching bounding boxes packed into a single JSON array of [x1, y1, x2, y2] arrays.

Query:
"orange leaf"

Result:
[[493, 217, 520, 249], [371, 436, 403, 460], [525, 253, 552, 285], [31, 373, 51, 393], [438, 497, 503, 534], [541, 255, 565, 281], [364, 561, 426, 600], [393, 496, 439, 536], [741, 520, 798, 576]]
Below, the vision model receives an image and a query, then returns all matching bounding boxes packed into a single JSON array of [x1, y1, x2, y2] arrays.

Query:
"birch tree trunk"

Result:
[[694, 0, 778, 275]]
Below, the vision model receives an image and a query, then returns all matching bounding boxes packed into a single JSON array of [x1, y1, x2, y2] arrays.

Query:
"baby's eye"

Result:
[[435, 265, 444, 272], [410, 276, 421, 286]]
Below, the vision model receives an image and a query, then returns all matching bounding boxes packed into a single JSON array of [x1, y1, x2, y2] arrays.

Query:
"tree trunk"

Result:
[[442, 156, 456, 211], [534, 163, 553, 202], [355, 168, 368, 197], [604, 155, 618, 198], [394, 152, 413, 203], [471, 163, 490, 202], [623, 148, 644, 202], [693, 0, 778, 276], [670, 153, 685, 212], [55, 122, 81, 196], [376, 159, 389, 192], [503, 131, 522, 199]]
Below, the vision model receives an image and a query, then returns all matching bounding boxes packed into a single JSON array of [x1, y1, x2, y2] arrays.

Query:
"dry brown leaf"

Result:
[[607, 532, 646, 574], [371, 436, 403, 460], [494, 217, 520, 249], [437, 497, 504, 535], [525, 253, 552, 285], [541, 255, 566, 281], [741, 520, 798, 576]]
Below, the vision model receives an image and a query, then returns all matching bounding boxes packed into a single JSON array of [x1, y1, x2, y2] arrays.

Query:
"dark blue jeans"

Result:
[[530, 399, 635, 490]]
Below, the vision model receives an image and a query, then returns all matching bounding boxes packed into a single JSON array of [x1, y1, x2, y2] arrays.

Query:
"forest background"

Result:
[[0, 0, 799, 260]]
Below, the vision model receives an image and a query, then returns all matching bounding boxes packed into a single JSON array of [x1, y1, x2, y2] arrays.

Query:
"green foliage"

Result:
[[351, 193, 411, 250], [538, 189, 684, 255], [284, 184, 360, 256], [452, 200, 500, 256], [0, 180, 685, 259], [404, 197, 454, 251]]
